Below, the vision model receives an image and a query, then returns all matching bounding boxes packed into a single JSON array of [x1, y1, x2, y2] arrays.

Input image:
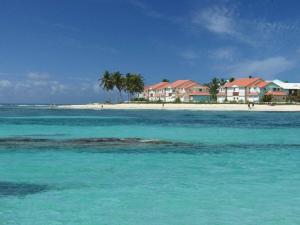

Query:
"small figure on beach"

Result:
[[252, 102, 255, 108], [162, 103, 165, 108], [101, 104, 103, 109], [248, 102, 251, 110]]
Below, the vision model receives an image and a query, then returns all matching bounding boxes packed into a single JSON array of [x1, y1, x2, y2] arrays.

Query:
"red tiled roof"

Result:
[[255, 81, 269, 88], [189, 92, 210, 96], [224, 77, 263, 88], [171, 80, 191, 88], [182, 81, 200, 89], [265, 91, 287, 96], [145, 82, 170, 90], [144, 85, 151, 90], [195, 85, 209, 89]]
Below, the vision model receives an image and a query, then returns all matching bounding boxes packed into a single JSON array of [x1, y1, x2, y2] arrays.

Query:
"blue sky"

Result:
[[1, 0, 300, 103]]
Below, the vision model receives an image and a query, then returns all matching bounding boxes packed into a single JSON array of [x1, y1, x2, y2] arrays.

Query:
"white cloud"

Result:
[[190, 5, 300, 47], [27, 72, 49, 80], [192, 6, 235, 35], [0, 80, 11, 88], [229, 56, 294, 78], [50, 81, 67, 95], [13, 72, 69, 96], [93, 83, 101, 94], [129, 0, 163, 19], [210, 47, 235, 60], [180, 49, 199, 60], [0, 72, 105, 103]]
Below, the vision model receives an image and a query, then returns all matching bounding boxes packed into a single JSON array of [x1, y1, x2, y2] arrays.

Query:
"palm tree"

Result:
[[162, 78, 169, 82], [207, 77, 220, 101], [125, 73, 134, 101], [132, 73, 144, 96], [229, 77, 235, 82], [111, 71, 124, 102], [124, 73, 144, 101], [220, 78, 227, 86], [99, 70, 114, 103]]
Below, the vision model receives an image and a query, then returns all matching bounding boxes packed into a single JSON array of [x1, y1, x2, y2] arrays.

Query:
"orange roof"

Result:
[[170, 80, 189, 88], [145, 82, 170, 90], [194, 85, 209, 89], [190, 92, 210, 96], [255, 81, 269, 88], [171, 80, 199, 88], [144, 85, 151, 91], [265, 91, 287, 96], [224, 77, 263, 88]]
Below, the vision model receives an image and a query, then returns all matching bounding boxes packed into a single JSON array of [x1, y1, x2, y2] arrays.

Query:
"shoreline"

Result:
[[57, 103, 300, 111]]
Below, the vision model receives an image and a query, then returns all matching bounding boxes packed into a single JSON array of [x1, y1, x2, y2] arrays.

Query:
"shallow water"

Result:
[[0, 106, 300, 225]]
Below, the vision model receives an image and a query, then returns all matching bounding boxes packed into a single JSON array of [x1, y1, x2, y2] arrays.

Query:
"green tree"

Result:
[[130, 73, 144, 101], [111, 71, 124, 102], [99, 70, 114, 102], [125, 73, 144, 101], [207, 77, 220, 101], [124, 73, 144, 101], [262, 94, 272, 102], [175, 97, 181, 103], [162, 78, 169, 82], [220, 78, 227, 86], [124, 73, 134, 101], [229, 77, 235, 82]]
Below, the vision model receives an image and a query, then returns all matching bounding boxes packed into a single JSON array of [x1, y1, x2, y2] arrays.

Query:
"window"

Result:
[[273, 88, 281, 91], [150, 94, 153, 97], [168, 93, 172, 97]]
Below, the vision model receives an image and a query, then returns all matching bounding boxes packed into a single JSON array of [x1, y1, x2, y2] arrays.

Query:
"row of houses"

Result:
[[142, 80, 211, 102], [217, 78, 300, 103], [141, 77, 300, 103]]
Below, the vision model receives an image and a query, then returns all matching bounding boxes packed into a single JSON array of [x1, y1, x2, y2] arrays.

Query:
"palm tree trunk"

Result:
[[119, 91, 122, 103]]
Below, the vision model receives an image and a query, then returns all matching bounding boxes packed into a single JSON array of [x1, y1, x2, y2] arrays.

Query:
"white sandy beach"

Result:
[[57, 103, 300, 111]]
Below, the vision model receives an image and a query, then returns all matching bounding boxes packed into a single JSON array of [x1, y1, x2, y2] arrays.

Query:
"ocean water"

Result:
[[0, 106, 300, 225]]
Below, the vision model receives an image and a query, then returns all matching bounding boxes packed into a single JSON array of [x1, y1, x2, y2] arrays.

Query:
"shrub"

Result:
[[262, 95, 272, 102], [175, 97, 181, 103]]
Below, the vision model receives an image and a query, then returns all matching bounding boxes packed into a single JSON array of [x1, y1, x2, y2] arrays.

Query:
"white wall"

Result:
[[217, 96, 226, 103]]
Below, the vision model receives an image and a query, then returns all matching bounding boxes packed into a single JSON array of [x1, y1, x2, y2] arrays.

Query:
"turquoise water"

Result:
[[1, 106, 300, 225]]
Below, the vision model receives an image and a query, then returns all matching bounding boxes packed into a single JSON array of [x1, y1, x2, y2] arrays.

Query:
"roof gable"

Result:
[[171, 80, 199, 88], [146, 82, 170, 90], [273, 80, 300, 90], [224, 77, 263, 88]]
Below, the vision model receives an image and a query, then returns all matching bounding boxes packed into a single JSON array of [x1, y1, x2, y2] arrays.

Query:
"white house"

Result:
[[142, 80, 210, 102], [217, 77, 264, 103], [273, 79, 300, 95]]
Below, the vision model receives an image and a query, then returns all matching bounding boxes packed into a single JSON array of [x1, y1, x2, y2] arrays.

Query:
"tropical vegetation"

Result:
[[99, 70, 144, 103], [206, 77, 230, 101]]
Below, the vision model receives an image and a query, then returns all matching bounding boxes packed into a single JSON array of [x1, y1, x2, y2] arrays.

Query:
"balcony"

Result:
[[233, 92, 239, 96]]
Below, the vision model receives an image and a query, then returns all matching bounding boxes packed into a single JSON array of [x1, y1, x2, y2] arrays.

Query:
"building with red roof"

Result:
[[217, 77, 287, 103], [142, 80, 210, 102], [217, 77, 264, 103], [142, 82, 170, 101]]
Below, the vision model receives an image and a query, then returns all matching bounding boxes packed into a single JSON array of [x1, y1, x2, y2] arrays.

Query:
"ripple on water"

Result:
[[0, 181, 50, 197]]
